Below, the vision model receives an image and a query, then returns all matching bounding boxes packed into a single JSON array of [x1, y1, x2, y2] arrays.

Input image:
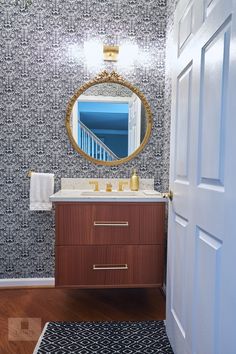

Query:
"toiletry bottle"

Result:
[[130, 169, 139, 191]]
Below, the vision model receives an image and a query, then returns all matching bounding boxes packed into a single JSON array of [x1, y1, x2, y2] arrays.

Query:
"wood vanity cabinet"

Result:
[[55, 202, 165, 289]]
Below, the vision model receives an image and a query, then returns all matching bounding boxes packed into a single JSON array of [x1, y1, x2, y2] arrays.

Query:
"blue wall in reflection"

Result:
[[78, 102, 129, 157]]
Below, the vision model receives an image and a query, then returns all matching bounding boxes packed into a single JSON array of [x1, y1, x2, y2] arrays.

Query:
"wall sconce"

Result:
[[103, 45, 119, 62], [83, 39, 139, 68]]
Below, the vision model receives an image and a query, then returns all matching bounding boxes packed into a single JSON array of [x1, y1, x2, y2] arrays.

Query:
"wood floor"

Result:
[[0, 287, 166, 354]]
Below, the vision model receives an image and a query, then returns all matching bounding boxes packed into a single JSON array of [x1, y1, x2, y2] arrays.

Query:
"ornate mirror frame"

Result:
[[65, 71, 153, 166]]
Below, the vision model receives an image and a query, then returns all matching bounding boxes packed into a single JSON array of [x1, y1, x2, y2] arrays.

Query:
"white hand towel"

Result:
[[30, 173, 54, 211]]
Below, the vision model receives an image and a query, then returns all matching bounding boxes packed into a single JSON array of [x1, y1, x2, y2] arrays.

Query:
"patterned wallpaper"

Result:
[[84, 83, 133, 97], [162, 0, 176, 187], [0, 0, 172, 278]]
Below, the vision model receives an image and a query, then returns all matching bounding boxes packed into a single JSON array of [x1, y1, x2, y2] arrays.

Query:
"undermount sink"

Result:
[[80, 191, 143, 197]]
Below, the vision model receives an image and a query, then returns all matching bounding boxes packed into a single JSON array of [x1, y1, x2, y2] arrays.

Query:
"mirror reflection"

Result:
[[70, 83, 147, 162]]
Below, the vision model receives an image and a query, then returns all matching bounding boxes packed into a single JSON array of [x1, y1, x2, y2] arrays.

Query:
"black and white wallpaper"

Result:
[[84, 83, 133, 97], [0, 0, 175, 278]]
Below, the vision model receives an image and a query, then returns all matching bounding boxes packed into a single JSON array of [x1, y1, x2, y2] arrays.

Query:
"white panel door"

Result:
[[166, 0, 236, 353], [128, 94, 141, 154], [72, 100, 79, 143]]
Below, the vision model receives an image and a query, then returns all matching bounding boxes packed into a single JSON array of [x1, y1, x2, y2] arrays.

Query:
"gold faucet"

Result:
[[118, 181, 129, 191], [89, 180, 99, 192], [106, 182, 112, 192]]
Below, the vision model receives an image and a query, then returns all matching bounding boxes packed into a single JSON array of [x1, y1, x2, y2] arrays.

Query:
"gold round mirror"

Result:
[[65, 71, 152, 166]]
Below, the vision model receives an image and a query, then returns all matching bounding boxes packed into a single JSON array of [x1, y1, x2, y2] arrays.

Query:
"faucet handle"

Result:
[[89, 180, 99, 191], [106, 183, 112, 192], [118, 181, 129, 192]]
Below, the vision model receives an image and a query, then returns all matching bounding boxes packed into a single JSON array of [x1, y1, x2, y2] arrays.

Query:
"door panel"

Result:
[[199, 19, 231, 186], [204, 0, 220, 19], [171, 215, 188, 339], [178, 2, 194, 52], [177, 0, 204, 55], [194, 228, 222, 354], [175, 62, 192, 182]]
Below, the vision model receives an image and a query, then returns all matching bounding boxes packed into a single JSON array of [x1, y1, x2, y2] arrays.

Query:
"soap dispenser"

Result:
[[130, 169, 139, 191]]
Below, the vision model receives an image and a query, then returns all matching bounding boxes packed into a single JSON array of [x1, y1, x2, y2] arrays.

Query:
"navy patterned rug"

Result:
[[33, 321, 173, 354]]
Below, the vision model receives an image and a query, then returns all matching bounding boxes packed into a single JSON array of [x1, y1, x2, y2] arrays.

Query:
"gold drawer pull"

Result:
[[94, 221, 129, 227], [93, 264, 128, 270]]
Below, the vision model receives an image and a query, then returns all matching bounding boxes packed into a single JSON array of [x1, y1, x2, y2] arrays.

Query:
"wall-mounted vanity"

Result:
[[50, 178, 167, 289]]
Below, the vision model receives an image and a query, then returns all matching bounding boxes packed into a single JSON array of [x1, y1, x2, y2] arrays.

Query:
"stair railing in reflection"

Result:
[[78, 121, 118, 162]]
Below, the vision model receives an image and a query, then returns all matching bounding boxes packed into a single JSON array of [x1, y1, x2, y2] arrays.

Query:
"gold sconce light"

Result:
[[103, 45, 119, 62]]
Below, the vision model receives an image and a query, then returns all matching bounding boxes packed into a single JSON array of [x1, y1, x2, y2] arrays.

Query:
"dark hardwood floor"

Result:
[[0, 287, 166, 354]]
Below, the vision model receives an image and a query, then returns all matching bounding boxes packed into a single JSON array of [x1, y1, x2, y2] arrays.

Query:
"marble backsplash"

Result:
[[61, 178, 154, 191]]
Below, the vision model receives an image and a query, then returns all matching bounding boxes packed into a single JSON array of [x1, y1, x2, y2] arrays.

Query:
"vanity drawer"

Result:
[[55, 202, 165, 245], [91, 203, 140, 245], [55, 245, 164, 288]]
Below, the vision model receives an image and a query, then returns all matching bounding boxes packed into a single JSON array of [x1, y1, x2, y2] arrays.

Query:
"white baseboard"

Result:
[[0, 278, 55, 288]]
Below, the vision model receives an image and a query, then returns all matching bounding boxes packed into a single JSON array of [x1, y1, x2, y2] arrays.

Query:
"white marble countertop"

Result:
[[50, 178, 167, 203], [50, 189, 167, 203]]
